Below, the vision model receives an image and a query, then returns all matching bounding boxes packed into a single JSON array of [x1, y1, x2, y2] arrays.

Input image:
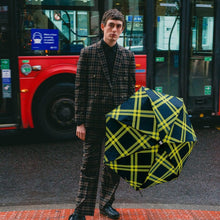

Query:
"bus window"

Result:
[[202, 17, 214, 50], [156, 16, 180, 51], [192, 12, 214, 52], [105, 0, 145, 54], [19, 1, 99, 55], [154, 0, 181, 96]]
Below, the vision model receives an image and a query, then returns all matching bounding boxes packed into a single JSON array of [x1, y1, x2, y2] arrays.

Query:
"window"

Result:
[[156, 1, 180, 51], [192, 16, 214, 51], [19, 1, 99, 55]]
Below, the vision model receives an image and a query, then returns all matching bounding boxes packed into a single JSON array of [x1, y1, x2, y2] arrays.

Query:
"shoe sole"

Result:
[[100, 210, 120, 219]]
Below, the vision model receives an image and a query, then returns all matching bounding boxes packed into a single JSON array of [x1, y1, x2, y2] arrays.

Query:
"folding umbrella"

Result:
[[104, 87, 197, 190]]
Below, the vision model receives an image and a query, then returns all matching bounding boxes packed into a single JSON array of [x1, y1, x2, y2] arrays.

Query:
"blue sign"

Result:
[[31, 29, 59, 50], [127, 15, 143, 22], [2, 78, 11, 83], [1, 69, 12, 98]]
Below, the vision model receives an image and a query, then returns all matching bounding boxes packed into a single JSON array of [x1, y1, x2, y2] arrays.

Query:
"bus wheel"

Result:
[[35, 83, 75, 140]]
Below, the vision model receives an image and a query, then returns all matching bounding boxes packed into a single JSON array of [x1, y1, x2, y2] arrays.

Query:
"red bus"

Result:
[[0, 0, 219, 140]]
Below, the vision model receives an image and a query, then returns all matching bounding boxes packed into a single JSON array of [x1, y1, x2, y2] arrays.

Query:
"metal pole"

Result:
[[179, 0, 191, 101], [145, 0, 155, 89], [213, 0, 220, 113]]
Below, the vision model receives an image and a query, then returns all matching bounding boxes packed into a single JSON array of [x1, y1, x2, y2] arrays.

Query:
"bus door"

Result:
[[0, 0, 19, 127], [154, 0, 216, 118], [188, 0, 215, 115]]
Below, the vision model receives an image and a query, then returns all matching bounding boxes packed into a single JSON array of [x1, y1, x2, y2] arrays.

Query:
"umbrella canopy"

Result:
[[104, 87, 197, 190]]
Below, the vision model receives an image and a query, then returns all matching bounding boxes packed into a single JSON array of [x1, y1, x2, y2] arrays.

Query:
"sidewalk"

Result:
[[1, 205, 220, 220]]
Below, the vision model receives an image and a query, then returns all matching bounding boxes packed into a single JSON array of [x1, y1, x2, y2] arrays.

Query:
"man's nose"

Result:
[[112, 25, 117, 31]]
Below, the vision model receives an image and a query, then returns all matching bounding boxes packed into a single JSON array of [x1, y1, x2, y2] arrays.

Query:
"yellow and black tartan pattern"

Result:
[[104, 87, 197, 190]]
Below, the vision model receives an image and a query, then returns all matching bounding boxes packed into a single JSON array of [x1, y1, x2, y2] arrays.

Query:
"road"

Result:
[[0, 127, 219, 211]]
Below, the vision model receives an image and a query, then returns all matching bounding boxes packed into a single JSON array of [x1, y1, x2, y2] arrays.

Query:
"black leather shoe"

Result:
[[100, 205, 120, 219], [68, 213, 86, 220]]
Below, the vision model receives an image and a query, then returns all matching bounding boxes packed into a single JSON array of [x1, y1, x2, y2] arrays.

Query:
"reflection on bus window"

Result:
[[192, 16, 214, 51], [156, 1, 180, 51], [157, 16, 180, 50], [105, 0, 145, 53], [202, 17, 214, 50]]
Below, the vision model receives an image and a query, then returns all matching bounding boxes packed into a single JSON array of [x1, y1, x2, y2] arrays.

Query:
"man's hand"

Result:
[[76, 124, 86, 141]]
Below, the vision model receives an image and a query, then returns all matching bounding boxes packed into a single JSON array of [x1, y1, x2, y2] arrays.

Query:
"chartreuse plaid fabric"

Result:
[[104, 87, 197, 190]]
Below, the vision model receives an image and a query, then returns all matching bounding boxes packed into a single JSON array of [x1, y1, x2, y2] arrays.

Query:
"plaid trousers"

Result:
[[74, 128, 120, 216]]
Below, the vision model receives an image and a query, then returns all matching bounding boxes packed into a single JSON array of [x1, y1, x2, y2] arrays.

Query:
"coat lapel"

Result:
[[112, 46, 123, 86], [97, 41, 113, 90]]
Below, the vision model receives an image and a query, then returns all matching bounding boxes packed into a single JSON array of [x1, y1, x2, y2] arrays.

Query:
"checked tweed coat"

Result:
[[74, 40, 136, 216], [75, 40, 136, 128]]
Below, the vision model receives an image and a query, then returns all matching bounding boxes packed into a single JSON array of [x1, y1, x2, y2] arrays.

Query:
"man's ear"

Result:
[[101, 23, 104, 31]]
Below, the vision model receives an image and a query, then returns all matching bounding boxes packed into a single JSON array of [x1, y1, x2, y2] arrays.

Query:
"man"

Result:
[[69, 9, 136, 220]]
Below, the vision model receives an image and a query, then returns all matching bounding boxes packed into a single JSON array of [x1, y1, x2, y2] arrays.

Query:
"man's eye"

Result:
[[108, 23, 122, 29]]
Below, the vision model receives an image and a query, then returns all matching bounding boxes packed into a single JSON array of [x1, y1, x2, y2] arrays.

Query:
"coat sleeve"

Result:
[[128, 52, 136, 96], [75, 48, 88, 125]]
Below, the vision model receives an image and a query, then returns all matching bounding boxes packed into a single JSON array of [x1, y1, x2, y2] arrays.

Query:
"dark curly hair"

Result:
[[101, 9, 125, 27]]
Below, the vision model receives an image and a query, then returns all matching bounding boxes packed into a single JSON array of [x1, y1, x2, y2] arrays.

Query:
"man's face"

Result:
[[101, 19, 124, 45]]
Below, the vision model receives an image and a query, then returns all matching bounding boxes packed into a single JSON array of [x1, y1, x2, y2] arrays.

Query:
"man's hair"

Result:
[[101, 9, 125, 27]]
